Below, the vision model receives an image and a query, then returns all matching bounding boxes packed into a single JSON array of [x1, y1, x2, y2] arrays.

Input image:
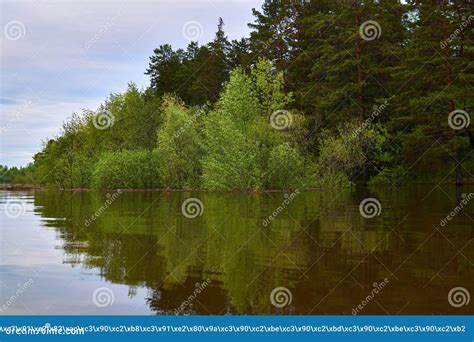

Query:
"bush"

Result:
[[315, 121, 386, 188], [156, 96, 203, 188], [201, 112, 261, 190], [266, 143, 308, 189], [216, 68, 260, 127], [92, 150, 161, 189]]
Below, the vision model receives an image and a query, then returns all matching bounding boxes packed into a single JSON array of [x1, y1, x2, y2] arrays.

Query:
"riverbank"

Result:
[[0, 185, 305, 193], [1, 182, 473, 193], [0, 184, 39, 191]]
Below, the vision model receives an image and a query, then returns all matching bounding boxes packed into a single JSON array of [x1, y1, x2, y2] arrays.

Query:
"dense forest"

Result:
[[3, 0, 473, 189]]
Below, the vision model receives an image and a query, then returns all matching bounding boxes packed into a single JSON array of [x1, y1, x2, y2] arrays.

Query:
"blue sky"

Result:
[[0, 0, 262, 167]]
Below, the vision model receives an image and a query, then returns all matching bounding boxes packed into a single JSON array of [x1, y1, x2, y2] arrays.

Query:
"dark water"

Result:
[[0, 186, 473, 315]]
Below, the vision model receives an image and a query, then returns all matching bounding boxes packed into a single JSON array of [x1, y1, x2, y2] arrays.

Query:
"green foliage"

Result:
[[0, 165, 17, 183], [146, 18, 231, 105], [200, 66, 306, 190], [201, 111, 261, 190], [0, 164, 35, 184], [251, 58, 293, 115], [17, 1, 474, 189], [315, 122, 387, 188], [216, 68, 261, 127], [92, 150, 161, 189], [28, 85, 163, 189], [156, 96, 203, 188], [266, 143, 308, 189]]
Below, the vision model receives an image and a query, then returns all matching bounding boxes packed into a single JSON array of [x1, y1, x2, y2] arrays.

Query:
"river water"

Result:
[[0, 186, 472, 315]]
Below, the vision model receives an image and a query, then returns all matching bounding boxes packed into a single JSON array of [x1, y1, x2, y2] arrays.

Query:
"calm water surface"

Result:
[[1, 186, 473, 315]]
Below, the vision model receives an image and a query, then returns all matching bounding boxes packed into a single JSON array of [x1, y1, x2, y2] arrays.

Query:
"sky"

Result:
[[0, 0, 263, 167]]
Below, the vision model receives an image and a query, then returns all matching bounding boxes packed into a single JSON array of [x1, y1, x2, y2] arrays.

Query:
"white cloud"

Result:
[[1, 0, 262, 166]]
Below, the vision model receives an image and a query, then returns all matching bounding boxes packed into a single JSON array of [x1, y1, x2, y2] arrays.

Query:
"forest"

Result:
[[3, 0, 473, 190]]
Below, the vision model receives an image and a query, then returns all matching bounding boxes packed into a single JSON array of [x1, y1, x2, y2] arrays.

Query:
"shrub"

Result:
[[266, 143, 308, 189], [156, 96, 203, 188], [201, 112, 261, 190], [92, 150, 161, 189], [315, 121, 386, 188]]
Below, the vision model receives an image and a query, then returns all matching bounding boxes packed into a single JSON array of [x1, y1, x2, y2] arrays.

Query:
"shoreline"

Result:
[[0, 185, 305, 193], [1, 183, 472, 193]]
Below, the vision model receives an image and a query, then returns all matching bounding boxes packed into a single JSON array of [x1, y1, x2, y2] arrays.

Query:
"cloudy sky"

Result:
[[0, 0, 262, 167]]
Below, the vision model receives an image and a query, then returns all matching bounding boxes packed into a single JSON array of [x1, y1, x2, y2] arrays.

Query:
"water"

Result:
[[0, 186, 473, 315]]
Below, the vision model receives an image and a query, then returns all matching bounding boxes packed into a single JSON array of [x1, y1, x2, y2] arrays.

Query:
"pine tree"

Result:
[[202, 17, 231, 102], [145, 44, 184, 96], [393, 0, 473, 184], [248, 0, 297, 74]]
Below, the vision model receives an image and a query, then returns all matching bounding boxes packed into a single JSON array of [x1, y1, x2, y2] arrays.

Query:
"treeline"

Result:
[[0, 165, 34, 184], [10, 0, 474, 189]]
